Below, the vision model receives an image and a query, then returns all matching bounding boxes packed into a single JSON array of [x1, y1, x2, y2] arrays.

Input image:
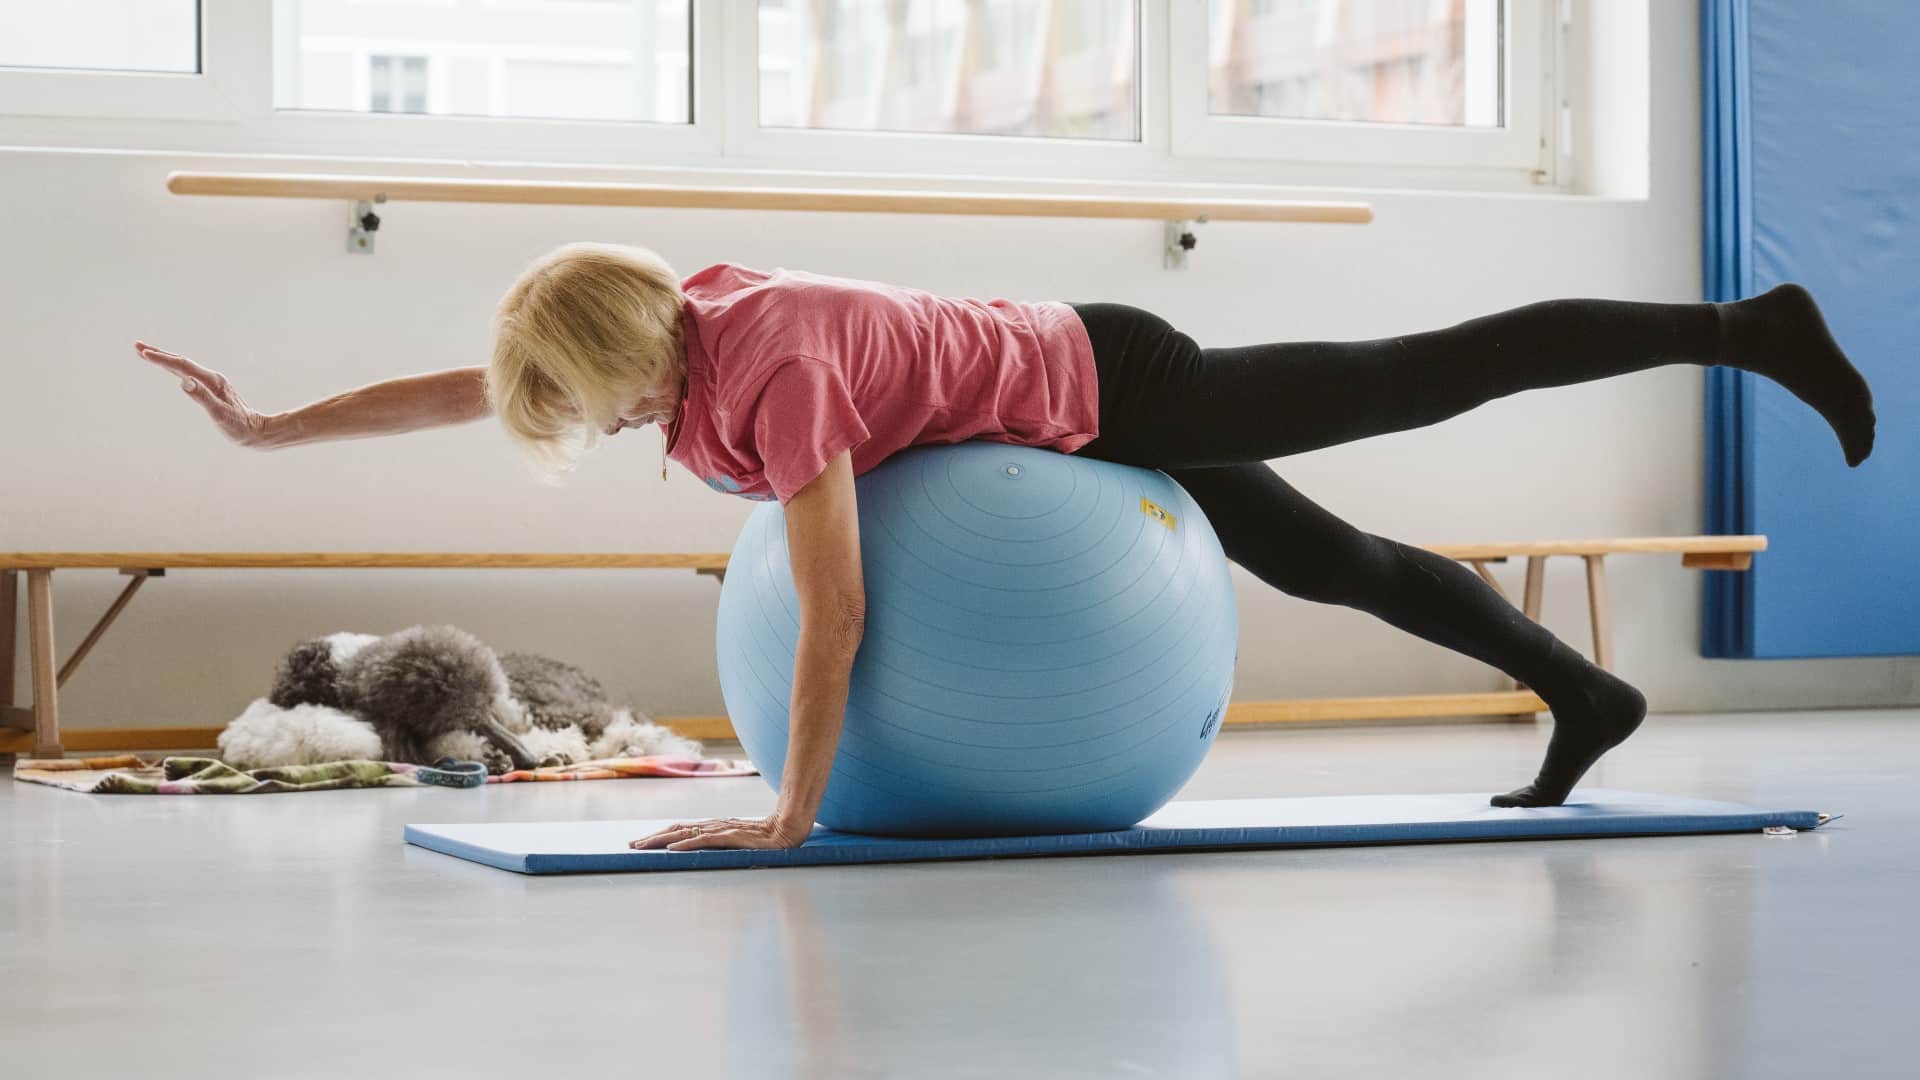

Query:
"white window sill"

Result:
[[0, 140, 1652, 211]]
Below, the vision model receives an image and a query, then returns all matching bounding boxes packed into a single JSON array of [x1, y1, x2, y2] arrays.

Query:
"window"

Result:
[[757, 0, 1138, 141], [368, 54, 428, 114], [1207, 0, 1502, 128], [1169, 0, 1549, 175], [0, 0, 200, 74], [0, 0, 1568, 192], [272, 0, 693, 125]]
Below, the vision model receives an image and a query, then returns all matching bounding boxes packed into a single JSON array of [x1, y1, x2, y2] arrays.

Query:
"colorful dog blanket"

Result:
[[11, 755, 487, 794], [12, 754, 757, 794]]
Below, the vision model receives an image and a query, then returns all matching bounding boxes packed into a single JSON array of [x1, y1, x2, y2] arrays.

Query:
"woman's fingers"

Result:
[[133, 341, 192, 365], [136, 341, 271, 448], [628, 818, 796, 851], [134, 341, 218, 384], [136, 343, 226, 399], [630, 822, 704, 850], [665, 829, 761, 852]]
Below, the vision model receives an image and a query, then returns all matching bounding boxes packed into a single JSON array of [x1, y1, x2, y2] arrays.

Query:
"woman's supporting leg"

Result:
[[1072, 284, 1874, 469], [1164, 462, 1647, 807]]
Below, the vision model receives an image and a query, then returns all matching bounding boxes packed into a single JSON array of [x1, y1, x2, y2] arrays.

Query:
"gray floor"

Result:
[[3, 711, 1914, 1079]]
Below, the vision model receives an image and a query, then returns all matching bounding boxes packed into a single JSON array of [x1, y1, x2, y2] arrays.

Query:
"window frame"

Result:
[[0, 0, 1567, 194]]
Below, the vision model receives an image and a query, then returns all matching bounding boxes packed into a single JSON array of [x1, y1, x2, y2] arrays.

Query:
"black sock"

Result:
[[1717, 283, 1877, 466], [1491, 641, 1648, 808]]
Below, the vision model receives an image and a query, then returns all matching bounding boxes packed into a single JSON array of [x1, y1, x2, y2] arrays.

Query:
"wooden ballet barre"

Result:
[[164, 171, 1374, 225], [0, 552, 732, 571], [164, 170, 1370, 265], [0, 534, 1763, 759]]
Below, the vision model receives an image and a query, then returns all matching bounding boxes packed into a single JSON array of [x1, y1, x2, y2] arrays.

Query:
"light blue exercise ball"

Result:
[[715, 442, 1238, 838]]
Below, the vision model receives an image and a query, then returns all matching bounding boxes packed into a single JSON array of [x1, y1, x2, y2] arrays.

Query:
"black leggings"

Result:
[[1064, 297, 1729, 697]]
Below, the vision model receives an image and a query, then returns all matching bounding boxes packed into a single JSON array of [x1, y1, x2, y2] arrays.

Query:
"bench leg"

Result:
[[1, 570, 15, 710], [27, 570, 61, 759], [1467, 559, 1509, 603], [1505, 556, 1550, 699], [57, 570, 154, 688], [1584, 554, 1614, 671], [1, 570, 14, 765], [1521, 556, 1546, 623]]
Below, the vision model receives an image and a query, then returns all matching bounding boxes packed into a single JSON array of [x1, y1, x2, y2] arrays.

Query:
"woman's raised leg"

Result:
[[1162, 462, 1645, 807], [1072, 284, 1874, 469], [1067, 285, 1876, 804]]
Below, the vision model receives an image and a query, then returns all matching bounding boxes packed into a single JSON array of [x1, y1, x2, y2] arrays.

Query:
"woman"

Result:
[[135, 242, 1876, 851]]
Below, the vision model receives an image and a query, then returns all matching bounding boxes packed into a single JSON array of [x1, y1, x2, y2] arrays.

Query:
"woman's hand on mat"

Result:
[[629, 815, 811, 852], [135, 341, 275, 450]]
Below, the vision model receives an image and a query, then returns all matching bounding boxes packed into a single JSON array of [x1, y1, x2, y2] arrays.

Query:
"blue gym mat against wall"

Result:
[[1702, 0, 1920, 657], [404, 790, 1825, 874]]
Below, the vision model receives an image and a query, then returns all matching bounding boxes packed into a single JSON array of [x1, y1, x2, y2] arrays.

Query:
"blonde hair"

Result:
[[486, 242, 686, 486]]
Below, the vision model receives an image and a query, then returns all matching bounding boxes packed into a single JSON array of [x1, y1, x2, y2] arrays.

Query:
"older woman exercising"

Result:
[[136, 242, 1875, 850]]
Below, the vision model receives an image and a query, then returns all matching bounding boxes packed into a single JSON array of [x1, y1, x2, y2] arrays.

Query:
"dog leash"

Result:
[[417, 758, 490, 788]]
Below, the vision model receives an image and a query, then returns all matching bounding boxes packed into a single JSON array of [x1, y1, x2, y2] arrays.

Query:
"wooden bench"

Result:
[[1, 535, 1765, 760]]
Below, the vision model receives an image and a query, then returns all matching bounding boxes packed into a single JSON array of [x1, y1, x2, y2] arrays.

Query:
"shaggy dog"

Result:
[[217, 625, 702, 773]]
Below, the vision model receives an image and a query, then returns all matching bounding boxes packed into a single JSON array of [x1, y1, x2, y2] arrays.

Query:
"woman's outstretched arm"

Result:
[[134, 341, 490, 450]]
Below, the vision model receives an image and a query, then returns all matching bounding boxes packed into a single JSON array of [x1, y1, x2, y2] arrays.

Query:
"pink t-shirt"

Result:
[[662, 263, 1100, 504]]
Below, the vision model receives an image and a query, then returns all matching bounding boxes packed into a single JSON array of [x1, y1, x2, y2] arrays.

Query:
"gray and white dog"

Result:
[[217, 624, 701, 773]]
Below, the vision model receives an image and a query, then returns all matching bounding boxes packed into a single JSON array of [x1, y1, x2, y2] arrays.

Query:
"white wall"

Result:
[[5, 0, 1914, 741]]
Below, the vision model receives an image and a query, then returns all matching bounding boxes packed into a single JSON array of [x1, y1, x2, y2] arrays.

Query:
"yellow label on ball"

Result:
[[1140, 497, 1176, 531]]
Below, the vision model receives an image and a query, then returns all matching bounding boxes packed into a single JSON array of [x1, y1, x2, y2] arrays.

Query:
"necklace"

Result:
[[660, 377, 689, 482]]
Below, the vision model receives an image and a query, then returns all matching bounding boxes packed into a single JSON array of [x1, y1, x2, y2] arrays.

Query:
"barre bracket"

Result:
[[1163, 215, 1208, 271], [348, 194, 388, 255]]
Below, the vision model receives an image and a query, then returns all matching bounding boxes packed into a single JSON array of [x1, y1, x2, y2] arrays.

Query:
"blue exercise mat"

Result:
[[404, 789, 1825, 874]]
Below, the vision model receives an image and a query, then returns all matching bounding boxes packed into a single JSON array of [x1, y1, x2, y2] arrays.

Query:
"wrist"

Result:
[[256, 411, 296, 450], [766, 810, 815, 844]]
